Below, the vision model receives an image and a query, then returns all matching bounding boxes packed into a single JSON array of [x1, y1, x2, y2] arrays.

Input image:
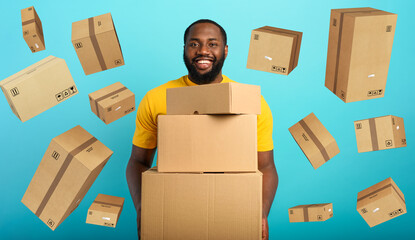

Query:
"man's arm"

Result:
[[126, 144, 156, 238], [258, 150, 278, 240]]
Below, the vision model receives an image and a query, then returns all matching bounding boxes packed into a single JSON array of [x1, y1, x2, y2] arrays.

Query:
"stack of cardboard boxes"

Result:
[[141, 82, 263, 239]]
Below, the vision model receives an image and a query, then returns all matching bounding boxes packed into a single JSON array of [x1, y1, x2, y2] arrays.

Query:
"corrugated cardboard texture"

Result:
[[357, 178, 406, 227], [0, 56, 78, 122], [166, 82, 261, 115], [354, 115, 406, 152], [88, 82, 135, 124], [86, 194, 124, 228], [288, 203, 333, 222], [21, 6, 45, 52], [157, 115, 257, 172], [71, 13, 124, 75], [247, 26, 302, 75], [141, 168, 262, 240], [325, 8, 397, 103], [289, 113, 340, 169], [21, 126, 113, 230]]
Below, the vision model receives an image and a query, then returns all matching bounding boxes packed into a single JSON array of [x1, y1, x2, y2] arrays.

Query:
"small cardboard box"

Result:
[[289, 113, 340, 169], [354, 115, 406, 153], [166, 82, 261, 115], [86, 194, 124, 228], [157, 115, 257, 172], [21, 6, 45, 52], [21, 126, 113, 231], [357, 178, 406, 227], [72, 13, 124, 75], [247, 26, 302, 75], [288, 203, 333, 222], [0, 56, 78, 122], [141, 168, 262, 240], [325, 8, 397, 103], [88, 82, 135, 124]]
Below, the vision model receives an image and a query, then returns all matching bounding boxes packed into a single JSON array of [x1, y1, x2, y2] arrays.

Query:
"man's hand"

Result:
[[262, 217, 269, 240]]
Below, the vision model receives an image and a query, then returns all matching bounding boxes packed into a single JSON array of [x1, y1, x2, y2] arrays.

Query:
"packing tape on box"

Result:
[[35, 137, 98, 217], [94, 86, 127, 118], [93, 200, 123, 208], [299, 120, 330, 162], [357, 183, 405, 204], [22, 19, 36, 26], [368, 118, 379, 151], [303, 204, 319, 222], [88, 17, 107, 71]]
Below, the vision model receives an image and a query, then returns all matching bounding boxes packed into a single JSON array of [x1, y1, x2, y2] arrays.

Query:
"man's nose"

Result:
[[197, 44, 209, 55]]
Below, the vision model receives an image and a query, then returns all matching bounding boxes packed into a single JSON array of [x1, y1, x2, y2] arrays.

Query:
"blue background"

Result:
[[0, 0, 413, 239]]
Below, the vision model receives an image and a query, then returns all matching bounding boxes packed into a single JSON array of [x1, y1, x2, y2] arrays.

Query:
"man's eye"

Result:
[[189, 43, 198, 47], [209, 43, 218, 47]]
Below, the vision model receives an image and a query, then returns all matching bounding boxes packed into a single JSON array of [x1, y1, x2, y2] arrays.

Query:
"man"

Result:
[[126, 19, 278, 239]]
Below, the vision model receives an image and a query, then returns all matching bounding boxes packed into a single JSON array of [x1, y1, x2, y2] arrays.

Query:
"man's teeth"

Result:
[[197, 60, 211, 64]]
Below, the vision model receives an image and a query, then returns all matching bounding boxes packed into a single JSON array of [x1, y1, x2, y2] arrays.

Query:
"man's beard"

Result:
[[183, 50, 225, 85]]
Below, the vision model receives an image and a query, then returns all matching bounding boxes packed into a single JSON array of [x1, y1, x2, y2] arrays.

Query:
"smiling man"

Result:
[[126, 19, 278, 240]]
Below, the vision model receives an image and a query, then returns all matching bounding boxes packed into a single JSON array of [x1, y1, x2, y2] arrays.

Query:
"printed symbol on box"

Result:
[[51, 151, 60, 160], [402, 139, 406, 145], [74, 42, 83, 49], [104, 223, 114, 226], [69, 86, 77, 94], [32, 34, 37, 38], [10, 87, 19, 97], [271, 65, 277, 71], [386, 25, 392, 32], [378, 89, 383, 95], [55, 92, 64, 101], [107, 107, 112, 112], [333, 18, 337, 26], [367, 91, 373, 96], [28, 7, 33, 11], [89, 211, 93, 215], [361, 208, 367, 214], [62, 89, 70, 98], [98, 21, 102, 27], [114, 59, 122, 65], [302, 133, 309, 141], [24, 30, 29, 36], [385, 140, 393, 147], [47, 219, 55, 227], [289, 210, 293, 214], [30, 47, 35, 52], [398, 209, 403, 214], [254, 34, 259, 40], [317, 215, 322, 221], [341, 90, 345, 99], [356, 123, 362, 130]]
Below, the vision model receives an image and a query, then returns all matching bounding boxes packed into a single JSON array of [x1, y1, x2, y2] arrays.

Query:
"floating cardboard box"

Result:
[[288, 203, 333, 222], [167, 82, 261, 115], [0, 56, 78, 122], [289, 113, 340, 169], [86, 194, 124, 228], [325, 8, 397, 103], [21, 126, 113, 230], [357, 177, 406, 227], [157, 115, 257, 172], [141, 168, 262, 240], [21, 6, 45, 52], [354, 115, 406, 153], [247, 26, 302, 75], [89, 82, 135, 124], [72, 13, 124, 75]]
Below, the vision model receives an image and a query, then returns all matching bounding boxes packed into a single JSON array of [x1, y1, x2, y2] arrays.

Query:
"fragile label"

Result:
[[10, 87, 19, 97], [389, 208, 403, 218], [367, 89, 383, 97], [55, 85, 77, 102], [271, 65, 286, 73]]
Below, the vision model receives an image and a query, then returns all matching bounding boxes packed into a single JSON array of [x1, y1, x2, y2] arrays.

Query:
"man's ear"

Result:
[[224, 45, 228, 59]]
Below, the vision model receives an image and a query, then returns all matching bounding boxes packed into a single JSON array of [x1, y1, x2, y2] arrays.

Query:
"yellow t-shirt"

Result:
[[132, 75, 274, 151]]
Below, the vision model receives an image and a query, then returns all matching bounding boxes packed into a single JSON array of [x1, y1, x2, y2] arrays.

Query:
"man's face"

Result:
[[183, 23, 228, 84]]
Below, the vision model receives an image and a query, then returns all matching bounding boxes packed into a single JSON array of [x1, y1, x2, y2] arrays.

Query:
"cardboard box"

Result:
[[354, 115, 406, 153], [289, 113, 340, 169], [86, 194, 124, 228], [21, 126, 113, 230], [21, 6, 45, 52], [72, 13, 124, 75], [88, 82, 135, 124], [357, 177, 406, 227], [247, 26, 302, 75], [167, 82, 261, 115], [325, 8, 397, 103], [288, 203, 333, 222], [158, 115, 257, 172], [0, 56, 78, 122], [141, 168, 262, 240]]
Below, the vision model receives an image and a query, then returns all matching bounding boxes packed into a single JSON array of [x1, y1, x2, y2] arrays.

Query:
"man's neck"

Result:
[[188, 71, 223, 85]]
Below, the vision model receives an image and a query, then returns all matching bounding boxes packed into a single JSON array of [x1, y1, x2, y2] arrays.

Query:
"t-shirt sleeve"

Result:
[[132, 93, 157, 149], [257, 96, 274, 152]]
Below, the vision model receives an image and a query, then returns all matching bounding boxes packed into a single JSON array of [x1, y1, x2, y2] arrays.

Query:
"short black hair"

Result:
[[184, 19, 227, 45]]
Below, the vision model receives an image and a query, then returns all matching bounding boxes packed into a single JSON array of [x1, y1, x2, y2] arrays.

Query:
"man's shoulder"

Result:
[[146, 76, 186, 98]]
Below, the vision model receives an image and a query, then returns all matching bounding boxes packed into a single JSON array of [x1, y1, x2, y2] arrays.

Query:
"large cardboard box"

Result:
[[354, 115, 406, 153], [21, 6, 45, 53], [166, 82, 261, 115], [157, 115, 257, 172], [21, 126, 113, 230], [288, 203, 333, 222], [289, 113, 340, 169], [325, 8, 397, 103], [357, 178, 406, 227], [71, 13, 124, 75], [0, 56, 78, 122], [141, 168, 262, 240], [247, 26, 302, 75], [86, 194, 124, 228], [88, 82, 135, 124]]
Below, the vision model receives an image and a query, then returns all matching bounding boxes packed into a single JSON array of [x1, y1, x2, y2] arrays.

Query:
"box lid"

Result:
[[71, 13, 115, 41]]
